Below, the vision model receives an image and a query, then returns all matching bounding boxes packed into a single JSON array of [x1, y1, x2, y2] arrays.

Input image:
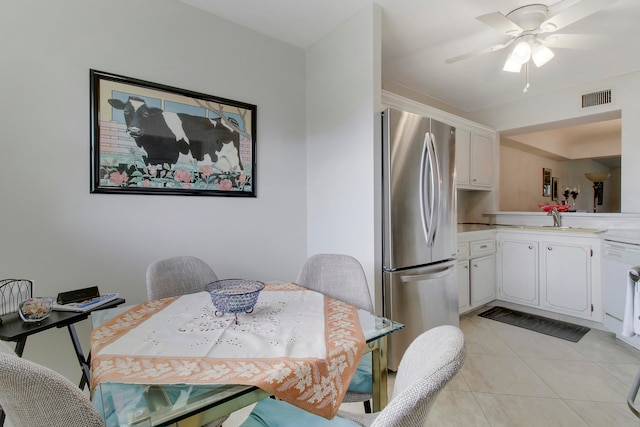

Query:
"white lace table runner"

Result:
[[90, 282, 365, 419]]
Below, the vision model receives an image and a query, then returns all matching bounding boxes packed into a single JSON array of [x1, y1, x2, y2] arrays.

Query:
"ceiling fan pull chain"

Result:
[[523, 62, 530, 93]]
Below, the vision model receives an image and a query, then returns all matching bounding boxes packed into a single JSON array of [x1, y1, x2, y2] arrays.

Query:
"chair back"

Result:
[[0, 279, 32, 317], [146, 256, 218, 300], [370, 325, 465, 427], [0, 348, 105, 427], [296, 254, 373, 311]]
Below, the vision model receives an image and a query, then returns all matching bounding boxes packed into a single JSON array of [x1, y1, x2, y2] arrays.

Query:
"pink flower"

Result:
[[147, 165, 157, 177], [237, 174, 247, 184], [174, 168, 192, 183], [142, 179, 151, 188], [219, 179, 233, 191], [109, 171, 128, 185], [200, 165, 214, 177]]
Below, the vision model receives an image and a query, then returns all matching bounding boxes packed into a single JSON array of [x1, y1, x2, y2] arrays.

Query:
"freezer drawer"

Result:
[[383, 261, 459, 371]]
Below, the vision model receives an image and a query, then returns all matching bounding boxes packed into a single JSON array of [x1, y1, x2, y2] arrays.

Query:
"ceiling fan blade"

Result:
[[477, 12, 523, 35], [540, 33, 598, 49], [445, 40, 514, 64], [540, 0, 617, 32]]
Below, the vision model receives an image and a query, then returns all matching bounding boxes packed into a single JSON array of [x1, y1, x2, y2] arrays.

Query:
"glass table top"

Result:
[[94, 309, 403, 427]]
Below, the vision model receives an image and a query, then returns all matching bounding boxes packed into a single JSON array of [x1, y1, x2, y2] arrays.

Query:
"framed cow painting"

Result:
[[90, 69, 256, 197]]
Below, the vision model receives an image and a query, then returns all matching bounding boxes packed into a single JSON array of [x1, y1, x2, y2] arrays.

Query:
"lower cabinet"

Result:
[[470, 254, 496, 307], [497, 238, 538, 305], [541, 240, 592, 318], [457, 259, 470, 313], [457, 233, 496, 314], [496, 231, 601, 321]]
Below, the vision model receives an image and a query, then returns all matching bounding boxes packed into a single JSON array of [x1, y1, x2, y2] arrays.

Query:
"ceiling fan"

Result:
[[446, 0, 617, 83]]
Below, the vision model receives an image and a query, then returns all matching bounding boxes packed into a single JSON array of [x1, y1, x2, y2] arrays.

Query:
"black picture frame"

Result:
[[90, 70, 256, 197]]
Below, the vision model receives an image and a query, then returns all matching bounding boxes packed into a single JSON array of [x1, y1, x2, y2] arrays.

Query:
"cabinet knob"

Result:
[[548, 246, 552, 251], [528, 245, 533, 249]]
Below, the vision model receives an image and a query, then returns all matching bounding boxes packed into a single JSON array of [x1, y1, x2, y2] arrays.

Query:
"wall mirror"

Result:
[[543, 168, 552, 197]]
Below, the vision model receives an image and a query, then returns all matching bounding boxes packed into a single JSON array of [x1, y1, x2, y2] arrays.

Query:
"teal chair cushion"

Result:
[[240, 399, 360, 427], [347, 352, 372, 394]]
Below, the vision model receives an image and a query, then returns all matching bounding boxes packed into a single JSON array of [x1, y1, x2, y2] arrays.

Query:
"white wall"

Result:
[[306, 4, 382, 308], [0, 0, 307, 381], [470, 72, 640, 213]]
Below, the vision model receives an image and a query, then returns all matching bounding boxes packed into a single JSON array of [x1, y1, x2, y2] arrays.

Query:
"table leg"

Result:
[[66, 324, 91, 389], [14, 338, 26, 357], [371, 335, 389, 412]]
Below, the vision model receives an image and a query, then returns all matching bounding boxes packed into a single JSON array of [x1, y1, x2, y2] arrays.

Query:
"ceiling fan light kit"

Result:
[[446, 0, 617, 91]]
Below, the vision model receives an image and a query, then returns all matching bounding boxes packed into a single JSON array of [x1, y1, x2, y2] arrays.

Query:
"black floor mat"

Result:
[[478, 306, 590, 342]]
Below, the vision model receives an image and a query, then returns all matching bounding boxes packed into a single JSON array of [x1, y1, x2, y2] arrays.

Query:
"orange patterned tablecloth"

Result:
[[90, 282, 365, 419]]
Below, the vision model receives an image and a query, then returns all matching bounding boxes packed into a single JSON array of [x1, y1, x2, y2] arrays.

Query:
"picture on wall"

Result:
[[90, 69, 256, 197]]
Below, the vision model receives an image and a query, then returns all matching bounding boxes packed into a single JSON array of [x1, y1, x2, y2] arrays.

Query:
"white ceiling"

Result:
[[177, 0, 640, 113]]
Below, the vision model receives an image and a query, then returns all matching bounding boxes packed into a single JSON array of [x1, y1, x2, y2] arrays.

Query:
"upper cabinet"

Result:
[[456, 128, 494, 190]]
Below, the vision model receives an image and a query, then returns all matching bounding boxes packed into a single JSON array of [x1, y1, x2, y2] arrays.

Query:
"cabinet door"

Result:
[[498, 239, 538, 305], [541, 240, 592, 318], [469, 133, 493, 188], [457, 259, 470, 313], [455, 128, 470, 186], [471, 254, 496, 306]]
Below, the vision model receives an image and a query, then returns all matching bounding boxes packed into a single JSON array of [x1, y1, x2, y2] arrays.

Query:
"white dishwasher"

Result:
[[603, 238, 640, 346], [604, 233, 640, 419]]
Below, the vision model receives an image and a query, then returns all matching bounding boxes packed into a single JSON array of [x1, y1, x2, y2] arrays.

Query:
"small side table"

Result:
[[0, 297, 126, 388], [0, 298, 125, 426]]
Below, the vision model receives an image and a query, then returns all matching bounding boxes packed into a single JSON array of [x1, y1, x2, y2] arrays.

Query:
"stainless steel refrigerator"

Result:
[[381, 107, 459, 371]]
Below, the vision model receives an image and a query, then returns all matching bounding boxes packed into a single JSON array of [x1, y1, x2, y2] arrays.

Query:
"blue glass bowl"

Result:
[[205, 279, 264, 315]]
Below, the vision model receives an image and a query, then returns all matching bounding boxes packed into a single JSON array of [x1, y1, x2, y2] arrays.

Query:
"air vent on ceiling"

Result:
[[581, 89, 612, 108]]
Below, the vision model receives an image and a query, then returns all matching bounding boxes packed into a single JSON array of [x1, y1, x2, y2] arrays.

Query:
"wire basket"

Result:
[[205, 279, 264, 320]]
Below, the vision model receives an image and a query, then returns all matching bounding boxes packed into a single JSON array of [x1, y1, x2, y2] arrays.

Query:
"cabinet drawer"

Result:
[[470, 239, 495, 256], [457, 242, 469, 258]]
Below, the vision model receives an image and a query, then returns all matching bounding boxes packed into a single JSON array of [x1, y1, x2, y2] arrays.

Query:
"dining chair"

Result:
[[146, 255, 219, 300], [0, 340, 106, 427], [0, 279, 33, 325], [145, 256, 228, 427], [296, 253, 375, 412], [238, 324, 466, 427]]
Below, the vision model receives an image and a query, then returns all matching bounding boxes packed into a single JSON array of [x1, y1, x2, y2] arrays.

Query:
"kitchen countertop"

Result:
[[457, 223, 497, 233], [602, 229, 640, 246]]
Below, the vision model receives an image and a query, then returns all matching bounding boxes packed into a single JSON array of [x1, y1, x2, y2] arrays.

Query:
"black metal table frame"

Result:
[[0, 298, 126, 425]]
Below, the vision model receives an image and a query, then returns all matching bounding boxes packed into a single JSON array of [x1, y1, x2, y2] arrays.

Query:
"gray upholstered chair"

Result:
[[146, 255, 219, 300], [296, 253, 375, 412], [238, 325, 465, 427], [0, 340, 106, 427], [145, 256, 227, 427]]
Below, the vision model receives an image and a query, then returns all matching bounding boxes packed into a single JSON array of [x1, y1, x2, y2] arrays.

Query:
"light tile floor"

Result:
[[426, 308, 640, 427], [224, 307, 640, 426]]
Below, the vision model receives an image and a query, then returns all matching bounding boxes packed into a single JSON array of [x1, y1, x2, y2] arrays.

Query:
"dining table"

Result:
[[90, 282, 403, 427]]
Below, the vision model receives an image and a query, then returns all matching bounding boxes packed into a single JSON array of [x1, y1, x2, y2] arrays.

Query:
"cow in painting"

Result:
[[107, 96, 243, 171]]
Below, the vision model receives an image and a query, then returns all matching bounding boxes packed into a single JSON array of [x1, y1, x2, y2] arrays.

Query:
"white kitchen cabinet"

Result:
[[457, 233, 496, 313], [457, 259, 470, 312], [470, 254, 496, 306], [540, 239, 592, 319], [497, 236, 539, 306], [455, 128, 494, 190], [496, 230, 602, 321]]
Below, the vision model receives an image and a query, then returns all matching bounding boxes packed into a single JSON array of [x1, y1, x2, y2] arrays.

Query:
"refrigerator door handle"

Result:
[[420, 132, 440, 247], [400, 264, 454, 283], [429, 132, 442, 245], [419, 132, 431, 245]]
